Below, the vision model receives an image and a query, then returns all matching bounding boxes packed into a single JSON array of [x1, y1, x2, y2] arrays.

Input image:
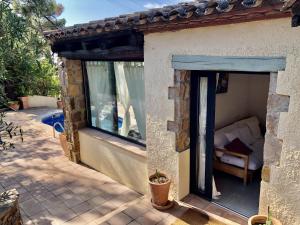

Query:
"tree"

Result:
[[0, 0, 65, 103]]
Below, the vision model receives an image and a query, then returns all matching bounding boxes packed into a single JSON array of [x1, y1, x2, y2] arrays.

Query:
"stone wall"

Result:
[[167, 70, 191, 152], [0, 189, 22, 225], [263, 73, 290, 169], [59, 58, 87, 163]]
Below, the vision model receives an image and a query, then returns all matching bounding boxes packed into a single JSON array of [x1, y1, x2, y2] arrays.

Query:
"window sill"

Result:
[[78, 128, 147, 159]]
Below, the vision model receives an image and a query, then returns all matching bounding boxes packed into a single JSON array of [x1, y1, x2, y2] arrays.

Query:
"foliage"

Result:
[[150, 170, 168, 184], [0, 112, 23, 151], [257, 207, 272, 225], [0, 0, 65, 101]]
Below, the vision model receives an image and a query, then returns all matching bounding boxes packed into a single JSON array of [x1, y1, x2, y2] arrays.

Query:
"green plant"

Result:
[[266, 206, 272, 225], [0, 112, 23, 151], [0, 0, 64, 100], [7, 100, 19, 105], [257, 207, 272, 225], [151, 170, 168, 184]]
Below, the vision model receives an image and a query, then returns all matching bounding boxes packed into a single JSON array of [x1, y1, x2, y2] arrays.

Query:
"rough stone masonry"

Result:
[[0, 189, 22, 225]]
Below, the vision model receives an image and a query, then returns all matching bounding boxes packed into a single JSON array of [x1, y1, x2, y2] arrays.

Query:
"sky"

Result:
[[57, 0, 186, 26]]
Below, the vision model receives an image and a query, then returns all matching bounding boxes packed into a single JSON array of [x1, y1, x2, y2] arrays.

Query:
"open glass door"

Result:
[[190, 71, 216, 200]]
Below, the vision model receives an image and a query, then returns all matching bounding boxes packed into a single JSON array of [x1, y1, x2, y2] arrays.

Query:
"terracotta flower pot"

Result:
[[57, 100, 63, 109], [59, 133, 69, 157], [8, 102, 20, 111], [248, 215, 282, 225], [149, 172, 171, 207], [18, 96, 29, 109]]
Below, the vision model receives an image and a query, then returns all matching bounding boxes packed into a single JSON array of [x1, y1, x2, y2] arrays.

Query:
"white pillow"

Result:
[[224, 129, 241, 142], [247, 120, 262, 139], [238, 126, 255, 145], [214, 132, 228, 148], [235, 117, 262, 139], [224, 126, 255, 146]]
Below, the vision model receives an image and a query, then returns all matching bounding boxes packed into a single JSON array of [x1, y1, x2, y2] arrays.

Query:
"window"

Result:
[[85, 61, 146, 145]]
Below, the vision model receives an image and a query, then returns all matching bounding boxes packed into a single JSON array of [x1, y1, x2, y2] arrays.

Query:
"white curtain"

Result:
[[114, 62, 131, 137], [86, 61, 115, 132], [86, 61, 145, 141], [197, 76, 221, 198], [198, 77, 208, 191], [122, 62, 146, 140]]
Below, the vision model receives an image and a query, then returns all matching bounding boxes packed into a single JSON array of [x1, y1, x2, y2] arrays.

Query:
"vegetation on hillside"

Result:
[[0, 0, 65, 107]]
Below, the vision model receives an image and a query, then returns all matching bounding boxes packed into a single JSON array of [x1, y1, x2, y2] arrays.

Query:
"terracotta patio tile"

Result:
[[121, 190, 142, 202], [28, 209, 54, 224], [78, 208, 103, 223], [135, 211, 163, 225], [15, 187, 28, 194], [34, 193, 56, 203], [20, 198, 46, 217], [47, 205, 77, 223], [105, 193, 133, 209], [123, 204, 149, 219], [64, 198, 87, 208], [94, 200, 119, 215], [52, 187, 70, 196], [107, 212, 133, 225], [1, 109, 150, 225], [95, 222, 110, 225], [5, 183, 22, 190], [149, 208, 170, 220], [87, 195, 107, 207], [156, 214, 178, 225], [127, 221, 141, 225], [0, 186, 5, 193], [71, 201, 94, 216], [42, 197, 66, 212], [77, 188, 107, 201], [63, 215, 89, 225]]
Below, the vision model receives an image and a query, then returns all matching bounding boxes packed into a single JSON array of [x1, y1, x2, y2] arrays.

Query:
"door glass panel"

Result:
[[197, 77, 208, 192]]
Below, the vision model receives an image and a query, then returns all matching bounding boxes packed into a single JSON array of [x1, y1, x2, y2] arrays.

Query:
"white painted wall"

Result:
[[144, 18, 300, 224], [248, 75, 270, 125], [79, 128, 148, 194], [215, 74, 270, 129], [28, 95, 57, 108]]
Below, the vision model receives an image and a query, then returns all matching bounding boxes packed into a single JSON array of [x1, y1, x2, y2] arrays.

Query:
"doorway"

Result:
[[190, 71, 270, 217]]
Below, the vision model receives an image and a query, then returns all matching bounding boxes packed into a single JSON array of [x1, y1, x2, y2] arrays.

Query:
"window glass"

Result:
[[86, 61, 145, 144]]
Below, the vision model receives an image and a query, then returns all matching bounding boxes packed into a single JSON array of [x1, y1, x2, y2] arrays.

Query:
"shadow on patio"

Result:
[[0, 108, 245, 225]]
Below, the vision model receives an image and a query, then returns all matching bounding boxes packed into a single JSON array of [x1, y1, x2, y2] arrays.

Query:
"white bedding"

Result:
[[219, 138, 264, 170], [220, 151, 262, 170], [215, 117, 265, 170]]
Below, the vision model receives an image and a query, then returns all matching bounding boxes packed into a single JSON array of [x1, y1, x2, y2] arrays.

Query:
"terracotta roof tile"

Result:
[[44, 0, 294, 42]]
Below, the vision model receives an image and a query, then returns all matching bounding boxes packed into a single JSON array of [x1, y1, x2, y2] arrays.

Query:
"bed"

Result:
[[214, 117, 264, 184]]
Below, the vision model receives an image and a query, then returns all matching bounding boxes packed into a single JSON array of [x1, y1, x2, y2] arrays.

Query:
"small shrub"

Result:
[[0, 112, 23, 151]]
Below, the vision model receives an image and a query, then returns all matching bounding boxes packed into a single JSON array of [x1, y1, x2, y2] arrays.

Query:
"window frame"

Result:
[[82, 60, 146, 147]]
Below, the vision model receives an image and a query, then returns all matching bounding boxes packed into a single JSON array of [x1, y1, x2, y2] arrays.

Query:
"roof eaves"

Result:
[[44, 0, 292, 43]]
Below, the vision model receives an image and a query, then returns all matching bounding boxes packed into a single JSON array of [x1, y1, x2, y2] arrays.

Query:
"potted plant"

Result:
[[57, 97, 63, 109], [248, 207, 282, 225], [59, 132, 69, 157], [149, 170, 172, 210], [7, 101, 20, 111], [18, 96, 29, 109]]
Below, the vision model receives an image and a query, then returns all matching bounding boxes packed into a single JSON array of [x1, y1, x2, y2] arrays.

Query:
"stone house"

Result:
[[45, 0, 300, 224]]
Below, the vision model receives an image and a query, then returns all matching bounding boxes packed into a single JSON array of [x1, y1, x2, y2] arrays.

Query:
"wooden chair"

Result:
[[213, 148, 254, 185]]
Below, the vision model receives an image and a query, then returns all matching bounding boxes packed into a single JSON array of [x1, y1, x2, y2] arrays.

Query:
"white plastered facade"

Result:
[[144, 18, 300, 224]]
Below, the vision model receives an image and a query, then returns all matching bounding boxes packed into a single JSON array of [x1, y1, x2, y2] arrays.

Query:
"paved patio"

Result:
[[0, 108, 244, 225]]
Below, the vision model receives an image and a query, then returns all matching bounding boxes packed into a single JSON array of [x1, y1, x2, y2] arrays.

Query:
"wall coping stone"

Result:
[[79, 128, 147, 159]]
